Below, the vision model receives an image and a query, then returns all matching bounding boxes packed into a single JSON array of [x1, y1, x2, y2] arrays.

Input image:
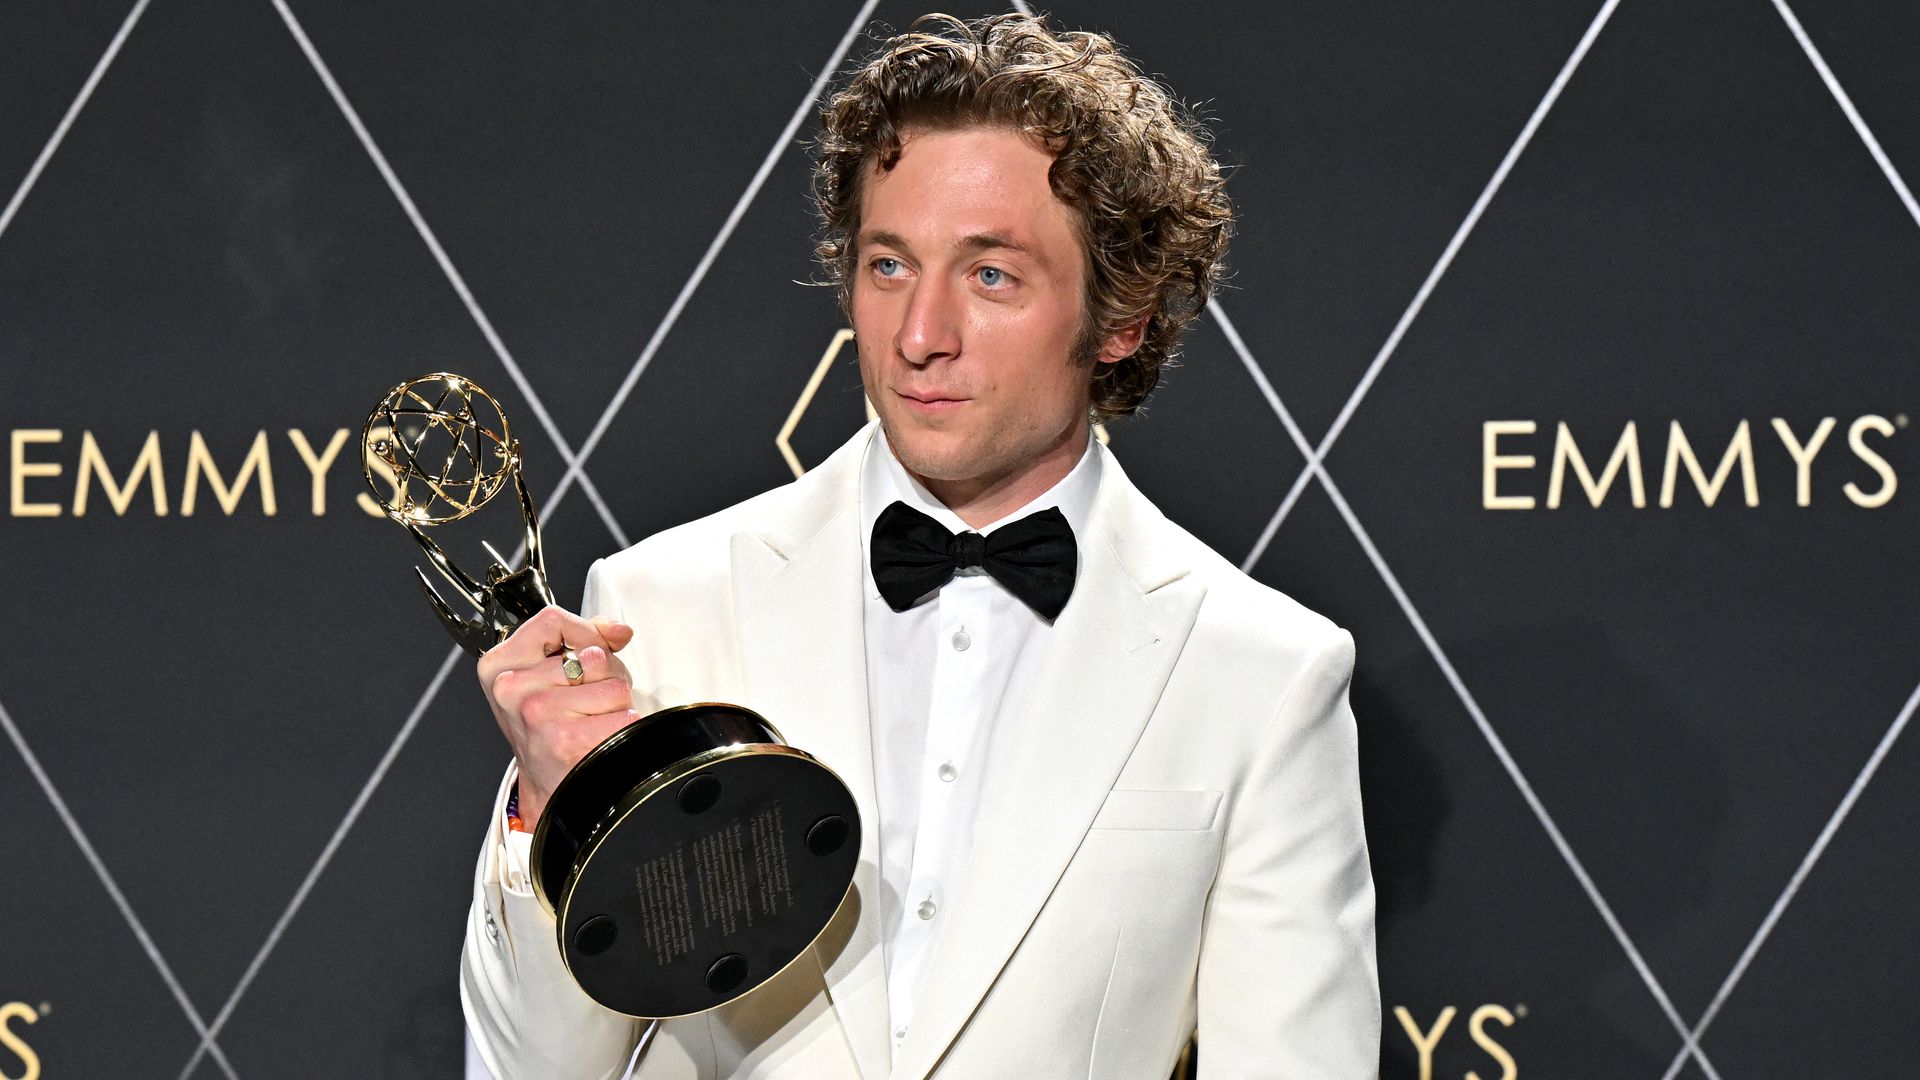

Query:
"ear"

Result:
[[1093, 314, 1151, 365]]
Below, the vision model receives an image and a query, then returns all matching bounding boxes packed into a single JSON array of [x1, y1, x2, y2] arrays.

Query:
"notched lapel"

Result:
[[729, 443, 893, 1080], [891, 511, 1207, 1080]]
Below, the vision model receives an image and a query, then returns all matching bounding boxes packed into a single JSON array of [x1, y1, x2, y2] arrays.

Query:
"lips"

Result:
[[897, 389, 969, 410]]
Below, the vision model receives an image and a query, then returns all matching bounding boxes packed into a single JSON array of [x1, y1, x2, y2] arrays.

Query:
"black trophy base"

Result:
[[532, 703, 861, 1019]]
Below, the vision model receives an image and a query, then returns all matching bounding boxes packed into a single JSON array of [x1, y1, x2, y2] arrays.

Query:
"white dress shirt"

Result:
[[858, 430, 1103, 1054]]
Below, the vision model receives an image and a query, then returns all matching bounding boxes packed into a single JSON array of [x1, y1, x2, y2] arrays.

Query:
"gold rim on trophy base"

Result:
[[362, 372, 862, 1018], [539, 703, 859, 1018]]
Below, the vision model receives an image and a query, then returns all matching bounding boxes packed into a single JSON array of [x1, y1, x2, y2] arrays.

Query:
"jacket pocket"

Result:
[[1089, 788, 1222, 832]]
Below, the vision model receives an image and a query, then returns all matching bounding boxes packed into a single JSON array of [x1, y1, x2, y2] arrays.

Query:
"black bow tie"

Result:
[[870, 501, 1077, 620]]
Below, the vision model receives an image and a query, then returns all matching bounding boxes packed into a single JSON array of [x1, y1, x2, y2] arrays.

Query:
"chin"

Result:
[[880, 418, 984, 481]]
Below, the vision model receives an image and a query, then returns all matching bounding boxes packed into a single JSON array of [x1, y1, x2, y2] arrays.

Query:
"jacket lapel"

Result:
[[891, 457, 1206, 1080], [729, 427, 893, 1080]]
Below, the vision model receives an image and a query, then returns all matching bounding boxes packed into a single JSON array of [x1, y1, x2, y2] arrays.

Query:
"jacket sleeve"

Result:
[[459, 558, 649, 1079], [1195, 628, 1380, 1077]]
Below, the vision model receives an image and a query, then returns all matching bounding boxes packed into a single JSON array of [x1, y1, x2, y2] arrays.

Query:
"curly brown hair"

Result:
[[812, 12, 1233, 421]]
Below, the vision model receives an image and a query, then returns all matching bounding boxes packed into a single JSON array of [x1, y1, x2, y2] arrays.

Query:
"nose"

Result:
[[894, 272, 961, 367]]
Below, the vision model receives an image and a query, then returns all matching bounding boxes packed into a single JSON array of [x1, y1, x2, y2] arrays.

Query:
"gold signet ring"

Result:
[[561, 648, 585, 685]]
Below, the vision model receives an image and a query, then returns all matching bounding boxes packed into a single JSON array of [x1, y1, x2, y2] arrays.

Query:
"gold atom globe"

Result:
[[361, 372, 516, 525]]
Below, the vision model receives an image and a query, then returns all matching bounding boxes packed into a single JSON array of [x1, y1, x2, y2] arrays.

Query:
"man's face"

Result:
[[850, 125, 1128, 509]]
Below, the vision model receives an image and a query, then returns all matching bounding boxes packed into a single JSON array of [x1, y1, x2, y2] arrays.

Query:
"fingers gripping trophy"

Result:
[[361, 373, 861, 1019]]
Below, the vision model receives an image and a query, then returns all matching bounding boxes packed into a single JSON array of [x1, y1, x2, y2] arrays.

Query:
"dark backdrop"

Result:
[[3, 1, 1916, 1077]]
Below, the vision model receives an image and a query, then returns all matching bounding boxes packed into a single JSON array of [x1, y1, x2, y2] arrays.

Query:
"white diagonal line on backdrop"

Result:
[[1217, 305, 1722, 1075], [175, 647, 464, 1080], [180, 2, 884, 1074], [1658, 677, 1920, 1080], [539, 0, 886, 521], [0, 697, 242, 1080], [1213, 304, 1313, 453], [0, 0, 153, 242], [267, 0, 633, 550], [1240, 0, 1624, 572], [1648, 3, 1920, 1074], [1772, 0, 1920, 232]]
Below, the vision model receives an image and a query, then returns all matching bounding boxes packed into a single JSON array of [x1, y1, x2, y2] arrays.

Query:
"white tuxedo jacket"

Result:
[[461, 424, 1378, 1079]]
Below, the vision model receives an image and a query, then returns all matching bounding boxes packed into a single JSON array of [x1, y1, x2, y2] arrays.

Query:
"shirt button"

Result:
[[917, 897, 938, 920], [937, 762, 958, 783], [951, 628, 972, 651], [895, 1028, 907, 1041]]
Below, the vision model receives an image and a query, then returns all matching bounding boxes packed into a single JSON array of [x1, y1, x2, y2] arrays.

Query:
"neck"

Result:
[[912, 423, 1090, 530]]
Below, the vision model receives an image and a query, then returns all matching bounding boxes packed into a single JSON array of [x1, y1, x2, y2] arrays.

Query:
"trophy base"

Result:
[[532, 704, 861, 1019]]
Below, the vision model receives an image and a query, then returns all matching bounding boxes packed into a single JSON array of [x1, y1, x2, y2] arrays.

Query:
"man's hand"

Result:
[[476, 606, 638, 828]]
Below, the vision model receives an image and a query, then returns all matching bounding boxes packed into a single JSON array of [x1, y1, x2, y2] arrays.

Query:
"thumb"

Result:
[[592, 617, 635, 652]]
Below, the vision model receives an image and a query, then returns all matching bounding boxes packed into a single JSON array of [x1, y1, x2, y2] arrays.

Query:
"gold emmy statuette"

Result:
[[363, 373, 860, 1019]]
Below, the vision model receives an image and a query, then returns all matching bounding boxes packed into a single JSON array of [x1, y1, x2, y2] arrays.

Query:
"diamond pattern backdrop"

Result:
[[1, 2, 1915, 1077]]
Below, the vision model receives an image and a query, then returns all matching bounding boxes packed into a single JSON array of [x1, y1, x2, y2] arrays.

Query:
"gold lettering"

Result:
[[1467, 1004, 1518, 1080], [1482, 422, 1536, 510], [1844, 414, 1897, 508], [1770, 417, 1836, 507], [1660, 420, 1757, 508], [73, 430, 168, 517], [1548, 421, 1644, 508], [10, 430, 63, 518], [182, 430, 277, 516], [287, 428, 349, 516], [0, 1002, 40, 1080], [1392, 1005, 1455, 1080]]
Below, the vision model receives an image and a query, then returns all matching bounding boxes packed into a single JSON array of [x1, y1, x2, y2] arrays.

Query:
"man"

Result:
[[461, 13, 1377, 1079]]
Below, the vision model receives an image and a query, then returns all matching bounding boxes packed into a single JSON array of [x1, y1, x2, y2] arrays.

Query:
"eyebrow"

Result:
[[859, 228, 1051, 269]]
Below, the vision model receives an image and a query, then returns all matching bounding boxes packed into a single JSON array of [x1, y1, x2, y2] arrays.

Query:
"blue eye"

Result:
[[873, 257, 902, 276], [979, 266, 1005, 287]]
